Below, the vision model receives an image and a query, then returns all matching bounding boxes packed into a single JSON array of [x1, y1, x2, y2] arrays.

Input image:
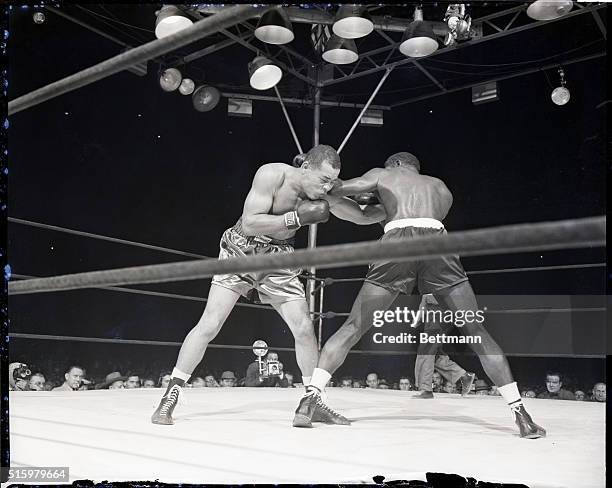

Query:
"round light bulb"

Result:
[[551, 86, 570, 106], [178, 78, 195, 95], [159, 68, 182, 92]]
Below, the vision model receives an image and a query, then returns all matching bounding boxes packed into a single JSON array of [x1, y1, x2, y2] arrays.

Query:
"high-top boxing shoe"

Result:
[[293, 388, 350, 427], [151, 378, 183, 425], [511, 403, 546, 439]]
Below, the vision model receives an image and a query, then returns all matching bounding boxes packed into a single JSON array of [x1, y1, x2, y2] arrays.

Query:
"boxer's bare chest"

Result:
[[270, 177, 303, 215]]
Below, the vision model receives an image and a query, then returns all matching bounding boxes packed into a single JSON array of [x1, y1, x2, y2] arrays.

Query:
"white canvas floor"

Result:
[[9, 387, 605, 486]]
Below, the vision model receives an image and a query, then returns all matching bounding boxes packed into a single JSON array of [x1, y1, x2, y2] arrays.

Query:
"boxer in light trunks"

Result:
[[152, 145, 349, 425], [293, 152, 546, 439]]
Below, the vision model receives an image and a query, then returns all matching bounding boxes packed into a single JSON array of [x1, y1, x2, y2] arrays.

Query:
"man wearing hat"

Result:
[[95, 371, 128, 390], [220, 371, 237, 387]]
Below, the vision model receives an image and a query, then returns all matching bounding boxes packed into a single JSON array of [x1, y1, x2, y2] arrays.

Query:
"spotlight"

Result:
[[32, 11, 45, 24], [444, 4, 471, 45], [192, 85, 221, 112], [551, 67, 570, 106], [333, 5, 374, 39], [159, 68, 182, 92], [248, 56, 282, 91], [526, 0, 573, 21], [322, 35, 358, 65], [178, 78, 195, 95], [400, 7, 439, 58], [155, 5, 193, 39], [254, 8, 294, 45]]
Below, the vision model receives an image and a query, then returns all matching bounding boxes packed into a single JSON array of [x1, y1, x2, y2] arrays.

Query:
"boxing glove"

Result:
[[284, 200, 330, 229]]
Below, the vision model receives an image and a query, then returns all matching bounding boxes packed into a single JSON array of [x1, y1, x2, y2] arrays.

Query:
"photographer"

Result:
[[245, 351, 289, 387]]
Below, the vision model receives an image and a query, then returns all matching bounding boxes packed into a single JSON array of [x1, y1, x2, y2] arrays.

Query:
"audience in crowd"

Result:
[[366, 373, 379, 389], [398, 377, 412, 391], [28, 373, 46, 391], [125, 375, 141, 389], [244, 351, 289, 387], [52, 365, 85, 391], [592, 382, 606, 402], [220, 371, 237, 387], [159, 372, 171, 389], [8, 357, 605, 403], [204, 374, 220, 387], [537, 372, 576, 400]]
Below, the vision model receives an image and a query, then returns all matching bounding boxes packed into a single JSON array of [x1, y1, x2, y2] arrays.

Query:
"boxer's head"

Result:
[[296, 144, 341, 199], [384, 152, 420, 172]]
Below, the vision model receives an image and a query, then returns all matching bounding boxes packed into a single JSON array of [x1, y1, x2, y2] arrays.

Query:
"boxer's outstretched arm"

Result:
[[241, 164, 288, 236], [324, 194, 386, 225], [330, 168, 384, 197]]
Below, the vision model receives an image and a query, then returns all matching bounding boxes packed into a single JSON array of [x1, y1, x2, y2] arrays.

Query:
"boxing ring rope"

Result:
[[8, 5, 270, 115], [8, 216, 605, 295], [7, 333, 606, 359], [8, 217, 212, 260]]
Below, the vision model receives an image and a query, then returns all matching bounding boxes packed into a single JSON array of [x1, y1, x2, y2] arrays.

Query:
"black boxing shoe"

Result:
[[460, 372, 476, 396], [313, 399, 351, 425], [511, 402, 546, 439], [151, 378, 183, 425], [293, 388, 350, 427]]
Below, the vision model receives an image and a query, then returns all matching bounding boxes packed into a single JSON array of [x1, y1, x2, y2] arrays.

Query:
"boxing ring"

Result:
[[5, 4, 607, 487], [9, 388, 606, 486]]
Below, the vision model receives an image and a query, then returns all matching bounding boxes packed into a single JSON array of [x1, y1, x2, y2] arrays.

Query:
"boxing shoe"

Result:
[[293, 388, 350, 428], [460, 372, 476, 396], [414, 390, 434, 399], [151, 378, 183, 425], [511, 403, 546, 439]]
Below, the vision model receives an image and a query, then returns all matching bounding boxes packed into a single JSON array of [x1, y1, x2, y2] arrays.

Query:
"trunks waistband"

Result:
[[384, 218, 445, 234], [231, 218, 295, 246]]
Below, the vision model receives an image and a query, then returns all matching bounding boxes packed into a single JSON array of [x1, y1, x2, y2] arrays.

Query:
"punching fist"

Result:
[[297, 199, 330, 225], [284, 200, 330, 230]]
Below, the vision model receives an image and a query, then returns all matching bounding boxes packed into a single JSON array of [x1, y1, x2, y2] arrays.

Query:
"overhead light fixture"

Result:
[[551, 67, 570, 106], [254, 8, 294, 45], [332, 5, 374, 39], [322, 35, 358, 64], [400, 7, 439, 58], [155, 5, 193, 39], [248, 56, 282, 91], [192, 85, 221, 112], [178, 78, 195, 95], [159, 68, 182, 92], [526, 0, 573, 21]]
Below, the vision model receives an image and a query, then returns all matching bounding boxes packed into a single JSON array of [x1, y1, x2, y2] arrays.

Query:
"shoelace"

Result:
[[315, 396, 343, 418], [159, 385, 180, 415]]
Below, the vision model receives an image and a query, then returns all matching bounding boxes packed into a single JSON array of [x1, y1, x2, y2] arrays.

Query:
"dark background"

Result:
[[6, 4, 607, 387]]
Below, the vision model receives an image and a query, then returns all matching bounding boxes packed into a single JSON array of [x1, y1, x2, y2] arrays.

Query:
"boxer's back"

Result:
[[377, 167, 453, 224]]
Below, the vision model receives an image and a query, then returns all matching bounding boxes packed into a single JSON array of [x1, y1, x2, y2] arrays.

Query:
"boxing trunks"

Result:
[[211, 218, 305, 304], [365, 218, 468, 295]]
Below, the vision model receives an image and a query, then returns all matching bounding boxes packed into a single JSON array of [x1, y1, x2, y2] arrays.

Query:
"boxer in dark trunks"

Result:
[[293, 152, 546, 439], [152, 145, 349, 425]]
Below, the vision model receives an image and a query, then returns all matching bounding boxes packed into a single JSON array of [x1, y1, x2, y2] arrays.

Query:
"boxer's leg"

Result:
[[272, 299, 318, 381], [175, 284, 241, 374], [152, 284, 240, 425]]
